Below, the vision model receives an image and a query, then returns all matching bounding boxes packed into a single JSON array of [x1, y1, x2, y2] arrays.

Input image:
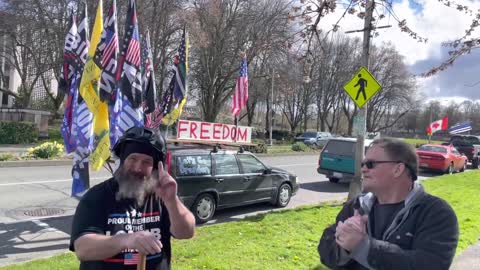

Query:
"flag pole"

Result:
[[234, 115, 238, 143]]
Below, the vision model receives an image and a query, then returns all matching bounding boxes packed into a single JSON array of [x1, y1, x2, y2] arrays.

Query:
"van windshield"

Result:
[[324, 140, 355, 156]]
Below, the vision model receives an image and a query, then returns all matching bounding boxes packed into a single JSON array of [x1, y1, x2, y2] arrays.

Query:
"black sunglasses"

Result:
[[361, 160, 402, 169]]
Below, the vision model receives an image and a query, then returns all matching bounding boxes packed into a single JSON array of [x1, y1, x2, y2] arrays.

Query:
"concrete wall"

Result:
[[0, 108, 51, 137]]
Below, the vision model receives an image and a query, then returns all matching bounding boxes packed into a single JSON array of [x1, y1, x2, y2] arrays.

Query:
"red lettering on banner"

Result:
[[177, 120, 188, 139], [237, 128, 247, 141], [190, 122, 198, 139], [222, 125, 230, 139], [213, 123, 222, 139], [231, 127, 237, 141], [200, 122, 210, 139]]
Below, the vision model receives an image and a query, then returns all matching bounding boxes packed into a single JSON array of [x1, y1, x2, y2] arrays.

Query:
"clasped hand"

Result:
[[335, 210, 368, 252]]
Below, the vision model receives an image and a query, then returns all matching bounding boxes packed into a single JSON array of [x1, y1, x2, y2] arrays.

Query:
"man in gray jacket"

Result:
[[318, 138, 459, 270]]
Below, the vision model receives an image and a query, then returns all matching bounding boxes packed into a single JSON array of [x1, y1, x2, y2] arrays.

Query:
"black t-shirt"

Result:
[[371, 200, 405, 239], [70, 178, 171, 270]]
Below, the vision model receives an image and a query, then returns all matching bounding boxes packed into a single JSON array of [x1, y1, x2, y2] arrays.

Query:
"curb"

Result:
[[0, 159, 73, 168]]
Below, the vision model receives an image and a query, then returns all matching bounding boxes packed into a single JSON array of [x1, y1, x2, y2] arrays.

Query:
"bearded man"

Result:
[[69, 127, 195, 270]]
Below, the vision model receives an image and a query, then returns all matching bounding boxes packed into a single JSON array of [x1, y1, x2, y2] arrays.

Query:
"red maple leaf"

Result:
[[432, 123, 440, 129]]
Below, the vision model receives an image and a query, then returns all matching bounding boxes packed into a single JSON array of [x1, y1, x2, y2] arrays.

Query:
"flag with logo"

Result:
[[427, 116, 448, 136], [59, 14, 78, 153], [116, 0, 143, 108], [109, 89, 144, 146], [98, 0, 119, 104], [231, 53, 248, 117], [79, 0, 110, 171], [159, 28, 188, 126]]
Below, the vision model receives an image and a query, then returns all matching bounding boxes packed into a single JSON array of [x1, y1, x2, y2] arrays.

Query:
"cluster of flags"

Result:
[[60, 0, 189, 196], [426, 116, 474, 136]]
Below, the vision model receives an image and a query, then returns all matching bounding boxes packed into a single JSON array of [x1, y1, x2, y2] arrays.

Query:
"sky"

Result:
[[316, 0, 480, 103]]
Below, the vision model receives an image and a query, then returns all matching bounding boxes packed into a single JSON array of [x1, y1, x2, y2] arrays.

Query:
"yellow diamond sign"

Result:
[[343, 67, 382, 108]]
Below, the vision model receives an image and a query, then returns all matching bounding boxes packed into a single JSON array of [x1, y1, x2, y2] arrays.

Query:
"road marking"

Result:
[[32, 219, 58, 232], [0, 177, 107, 187]]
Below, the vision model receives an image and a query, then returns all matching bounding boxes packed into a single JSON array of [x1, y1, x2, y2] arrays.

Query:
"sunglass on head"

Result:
[[361, 160, 402, 169]]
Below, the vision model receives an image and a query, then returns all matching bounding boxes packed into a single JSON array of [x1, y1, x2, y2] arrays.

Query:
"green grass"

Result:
[[1, 172, 480, 270], [267, 144, 320, 154]]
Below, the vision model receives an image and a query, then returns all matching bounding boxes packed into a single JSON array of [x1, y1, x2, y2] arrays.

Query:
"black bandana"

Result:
[[120, 141, 161, 169]]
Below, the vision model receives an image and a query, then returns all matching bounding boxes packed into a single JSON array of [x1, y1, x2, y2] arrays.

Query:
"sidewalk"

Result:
[[450, 240, 480, 270]]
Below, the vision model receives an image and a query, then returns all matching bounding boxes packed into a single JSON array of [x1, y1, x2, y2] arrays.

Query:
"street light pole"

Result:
[[269, 68, 274, 146]]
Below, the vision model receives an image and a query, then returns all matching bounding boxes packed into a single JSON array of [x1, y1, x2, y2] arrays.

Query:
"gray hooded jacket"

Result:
[[318, 182, 458, 270]]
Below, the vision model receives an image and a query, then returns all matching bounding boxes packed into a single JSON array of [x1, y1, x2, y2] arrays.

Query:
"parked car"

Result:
[[448, 135, 480, 168], [167, 145, 299, 223], [317, 138, 373, 183], [416, 144, 467, 174], [295, 131, 333, 148]]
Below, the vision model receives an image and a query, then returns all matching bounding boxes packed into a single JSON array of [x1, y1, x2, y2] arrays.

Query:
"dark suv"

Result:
[[167, 145, 299, 223], [448, 135, 480, 168]]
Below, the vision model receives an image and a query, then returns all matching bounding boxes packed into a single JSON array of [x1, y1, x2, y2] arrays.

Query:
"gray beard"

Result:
[[113, 167, 158, 205]]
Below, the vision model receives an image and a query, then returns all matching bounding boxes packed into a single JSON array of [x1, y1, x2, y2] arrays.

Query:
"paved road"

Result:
[[0, 154, 344, 266], [0, 153, 439, 267]]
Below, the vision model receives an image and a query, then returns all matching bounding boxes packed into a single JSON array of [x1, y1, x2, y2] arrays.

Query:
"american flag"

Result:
[[117, 0, 142, 108], [231, 54, 248, 117], [123, 252, 139, 265], [98, 0, 119, 104]]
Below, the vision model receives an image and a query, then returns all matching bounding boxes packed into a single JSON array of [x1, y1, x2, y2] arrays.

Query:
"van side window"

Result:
[[237, 154, 265, 174], [176, 155, 211, 176], [324, 141, 355, 156], [214, 154, 240, 175]]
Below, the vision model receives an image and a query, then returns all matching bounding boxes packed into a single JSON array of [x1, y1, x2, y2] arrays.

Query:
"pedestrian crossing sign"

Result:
[[343, 67, 382, 108]]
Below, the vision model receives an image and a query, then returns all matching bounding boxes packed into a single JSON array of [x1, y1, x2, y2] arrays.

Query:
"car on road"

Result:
[[295, 131, 333, 148], [317, 138, 373, 183], [416, 144, 467, 174], [167, 145, 299, 223]]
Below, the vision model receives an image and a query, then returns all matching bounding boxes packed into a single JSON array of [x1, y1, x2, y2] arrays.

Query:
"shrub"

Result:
[[0, 121, 38, 144], [247, 143, 267, 153], [28, 141, 64, 159], [291, 142, 307, 152], [0, 153, 16, 161]]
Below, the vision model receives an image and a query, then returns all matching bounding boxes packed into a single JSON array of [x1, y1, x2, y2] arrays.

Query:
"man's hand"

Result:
[[125, 231, 162, 255], [335, 210, 368, 252], [155, 161, 178, 203]]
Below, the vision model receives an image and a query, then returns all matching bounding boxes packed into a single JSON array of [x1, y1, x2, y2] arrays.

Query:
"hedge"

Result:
[[0, 121, 38, 144]]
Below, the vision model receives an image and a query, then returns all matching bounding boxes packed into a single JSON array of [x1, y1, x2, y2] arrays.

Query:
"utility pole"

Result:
[[348, 0, 375, 200], [269, 68, 274, 146]]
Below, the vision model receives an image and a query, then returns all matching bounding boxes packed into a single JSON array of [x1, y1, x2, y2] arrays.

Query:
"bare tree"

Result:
[[0, 0, 72, 111], [366, 43, 416, 132], [188, 0, 292, 122]]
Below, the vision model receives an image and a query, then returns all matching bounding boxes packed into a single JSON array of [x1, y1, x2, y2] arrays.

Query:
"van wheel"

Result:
[[275, 183, 292, 207], [192, 193, 216, 224], [328, 177, 340, 183]]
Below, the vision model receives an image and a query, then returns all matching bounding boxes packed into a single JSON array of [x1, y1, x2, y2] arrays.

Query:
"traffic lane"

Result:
[[206, 154, 349, 225], [0, 167, 110, 223], [0, 165, 112, 184]]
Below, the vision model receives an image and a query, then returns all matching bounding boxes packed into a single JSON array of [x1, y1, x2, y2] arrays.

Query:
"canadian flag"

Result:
[[427, 116, 448, 135]]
